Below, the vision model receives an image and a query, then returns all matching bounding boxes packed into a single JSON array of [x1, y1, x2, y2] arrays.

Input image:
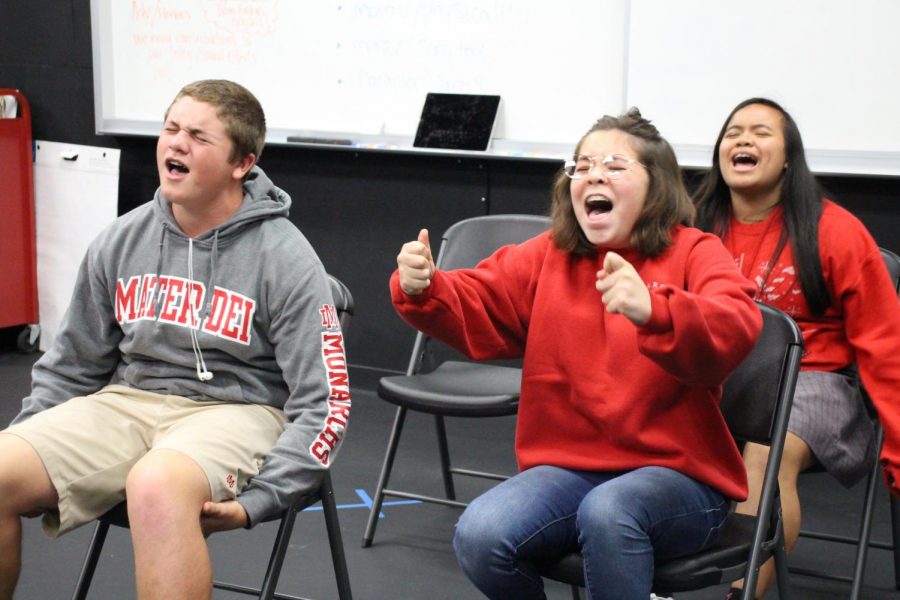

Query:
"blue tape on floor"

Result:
[[302, 488, 421, 518]]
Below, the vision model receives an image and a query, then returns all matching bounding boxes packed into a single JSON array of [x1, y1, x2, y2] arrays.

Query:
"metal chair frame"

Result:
[[361, 214, 551, 548], [789, 247, 900, 598]]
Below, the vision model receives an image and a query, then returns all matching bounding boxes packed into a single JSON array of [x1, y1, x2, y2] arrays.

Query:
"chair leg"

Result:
[[850, 425, 884, 600], [892, 492, 900, 590], [211, 475, 351, 600], [256, 507, 298, 600], [320, 473, 353, 599], [743, 506, 786, 600], [772, 530, 793, 600], [362, 406, 407, 548], [71, 519, 111, 600], [434, 415, 456, 501]]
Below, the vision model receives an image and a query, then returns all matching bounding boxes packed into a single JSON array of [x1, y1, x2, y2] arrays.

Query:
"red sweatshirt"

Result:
[[391, 226, 761, 500], [725, 200, 900, 495]]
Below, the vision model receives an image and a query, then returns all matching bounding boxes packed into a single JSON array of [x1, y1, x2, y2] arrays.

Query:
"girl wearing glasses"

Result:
[[695, 97, 900, 600], [391, 108, 761, 599]]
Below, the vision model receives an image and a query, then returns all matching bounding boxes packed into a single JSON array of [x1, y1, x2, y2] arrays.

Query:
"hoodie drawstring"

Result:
[[188, 237, 214, 382]]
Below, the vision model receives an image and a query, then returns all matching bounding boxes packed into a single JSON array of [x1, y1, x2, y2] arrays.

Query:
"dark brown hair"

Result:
[[550, 107, 694, 258]]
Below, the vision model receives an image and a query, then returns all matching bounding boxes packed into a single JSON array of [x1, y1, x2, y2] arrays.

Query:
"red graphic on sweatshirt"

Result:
[[310, 332, 351, 466], [226, 474, 236, 489], [739, 258, 807, 317], [320, 304, 340, 330], [115, 274, 256, 344]]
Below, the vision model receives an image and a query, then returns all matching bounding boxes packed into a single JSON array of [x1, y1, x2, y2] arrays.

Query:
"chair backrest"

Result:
[[857, 249, 900, 418], [327, 273, 355, 329], [408, 214, 551, 374], [719, 302, 804, 447], [436, 214, 552, 271], [881, 247, 900, 293]]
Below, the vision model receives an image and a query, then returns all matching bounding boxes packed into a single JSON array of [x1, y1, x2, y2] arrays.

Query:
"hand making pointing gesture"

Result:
[[596, 251, 651, 325]]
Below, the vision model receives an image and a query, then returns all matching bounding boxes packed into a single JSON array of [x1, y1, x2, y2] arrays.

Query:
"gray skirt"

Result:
[[789, 369, 876, 488]]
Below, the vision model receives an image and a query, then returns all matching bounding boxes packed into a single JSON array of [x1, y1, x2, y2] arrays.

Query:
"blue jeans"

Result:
[[453, 465, 728, 600]]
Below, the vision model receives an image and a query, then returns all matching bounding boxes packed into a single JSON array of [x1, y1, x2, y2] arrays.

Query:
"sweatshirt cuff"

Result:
[[236, 489, 277, 528], [640, 288, 674, 333], [390, 269, 435, 305]]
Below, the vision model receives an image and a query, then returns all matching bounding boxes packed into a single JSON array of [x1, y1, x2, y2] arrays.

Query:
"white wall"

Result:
[[626, 0, 900, 175]]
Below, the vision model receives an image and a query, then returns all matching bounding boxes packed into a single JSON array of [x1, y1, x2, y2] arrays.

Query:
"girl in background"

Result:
[[695, 97, 900, 599]]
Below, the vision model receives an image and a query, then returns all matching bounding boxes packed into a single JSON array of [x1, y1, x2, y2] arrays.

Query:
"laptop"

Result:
[[413, 93, 501, 151]]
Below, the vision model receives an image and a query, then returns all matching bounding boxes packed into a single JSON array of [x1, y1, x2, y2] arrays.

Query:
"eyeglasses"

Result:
[[563, 154, 645, 180]]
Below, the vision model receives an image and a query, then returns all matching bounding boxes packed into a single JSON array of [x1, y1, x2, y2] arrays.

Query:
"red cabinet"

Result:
[[0, 89, 39, 351]]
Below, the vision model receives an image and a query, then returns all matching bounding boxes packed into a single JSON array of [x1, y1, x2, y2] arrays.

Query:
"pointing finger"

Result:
[[603, 251, 627, 273]]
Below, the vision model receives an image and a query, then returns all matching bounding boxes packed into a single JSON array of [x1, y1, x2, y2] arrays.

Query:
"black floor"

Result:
[[1, 347, 899, 599]]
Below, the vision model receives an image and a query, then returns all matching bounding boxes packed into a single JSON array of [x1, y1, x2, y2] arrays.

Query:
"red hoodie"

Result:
[[726, 200, 900, 495], [391, 226, 761, 500]]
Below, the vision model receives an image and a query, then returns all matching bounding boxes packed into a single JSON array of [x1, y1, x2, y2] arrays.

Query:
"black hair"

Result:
[[693, 97, 831, 314]]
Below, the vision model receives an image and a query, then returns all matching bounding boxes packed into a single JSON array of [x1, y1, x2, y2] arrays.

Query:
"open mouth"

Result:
[[166, 159, 190, 175], [586, 195, 613, 217], [731, 153, 758, 168]]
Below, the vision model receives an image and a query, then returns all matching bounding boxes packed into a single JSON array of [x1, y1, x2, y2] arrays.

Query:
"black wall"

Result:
[[3, 0, 900, 375]]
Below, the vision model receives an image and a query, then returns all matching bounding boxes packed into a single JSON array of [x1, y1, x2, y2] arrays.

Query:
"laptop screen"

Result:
[[413, 93, 501, 151]]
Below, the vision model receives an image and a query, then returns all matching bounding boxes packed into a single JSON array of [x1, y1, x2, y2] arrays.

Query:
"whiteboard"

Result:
[[91, 0, 900, 175], [90, 0, 628, 159], [626, 0, 900, 176]]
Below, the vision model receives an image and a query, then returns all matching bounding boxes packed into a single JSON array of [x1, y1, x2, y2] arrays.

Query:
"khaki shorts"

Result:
[[2, 384, 286, 537]]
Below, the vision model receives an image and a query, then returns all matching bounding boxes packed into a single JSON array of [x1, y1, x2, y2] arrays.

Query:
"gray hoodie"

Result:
[[14, 166, 350, 525]]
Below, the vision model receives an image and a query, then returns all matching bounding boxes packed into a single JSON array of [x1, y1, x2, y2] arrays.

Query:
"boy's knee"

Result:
[[125, 462, 173, 526], [125, 451, 209, 528]]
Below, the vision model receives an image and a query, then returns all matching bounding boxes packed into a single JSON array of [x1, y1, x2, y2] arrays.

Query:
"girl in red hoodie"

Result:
[[695, 97, 900, 600], [391, 108, 762, 599]]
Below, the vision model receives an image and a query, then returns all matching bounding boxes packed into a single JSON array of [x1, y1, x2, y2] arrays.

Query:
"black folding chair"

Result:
[[361, 214, 551, 548], [72, 274, 354, 600], [537, 302, 803, 600], [790, 247, 900, 598]]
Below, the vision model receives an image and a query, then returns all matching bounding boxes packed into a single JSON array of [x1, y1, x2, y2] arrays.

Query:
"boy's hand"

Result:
[[596, 251, 651, 325], [397, 228, 435, 295], [200, 499, 249, 536]]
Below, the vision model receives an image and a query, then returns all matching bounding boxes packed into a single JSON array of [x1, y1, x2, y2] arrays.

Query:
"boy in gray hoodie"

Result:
[[0, 79, 349, 599]]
